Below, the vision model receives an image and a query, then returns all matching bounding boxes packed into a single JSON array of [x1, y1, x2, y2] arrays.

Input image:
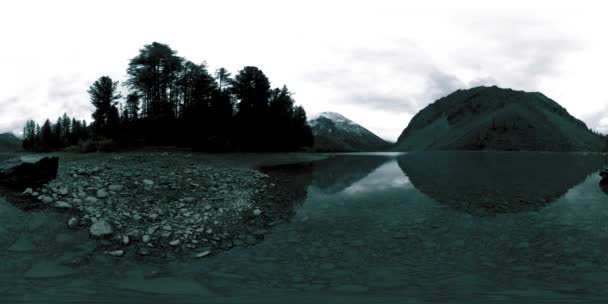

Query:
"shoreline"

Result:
[[1, 151, 327, 260]]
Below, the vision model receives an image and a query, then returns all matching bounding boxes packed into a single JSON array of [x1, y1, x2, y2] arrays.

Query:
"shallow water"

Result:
[[1, 152, 608, 303]]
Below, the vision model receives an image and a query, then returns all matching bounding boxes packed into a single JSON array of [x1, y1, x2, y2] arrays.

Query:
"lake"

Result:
[[1, 152, 608, 303]]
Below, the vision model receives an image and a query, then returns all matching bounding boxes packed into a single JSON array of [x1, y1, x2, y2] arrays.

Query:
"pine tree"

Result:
[[88, 76, 121, 137]]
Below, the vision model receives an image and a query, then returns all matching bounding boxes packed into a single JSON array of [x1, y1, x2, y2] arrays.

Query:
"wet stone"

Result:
[[89, 220, 114, 239]]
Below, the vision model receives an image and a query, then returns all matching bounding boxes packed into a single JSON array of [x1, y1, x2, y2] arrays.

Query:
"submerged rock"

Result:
[[67, 217, 79, 229], [89, 220, 114, 239], [0, 156, 59, 188]]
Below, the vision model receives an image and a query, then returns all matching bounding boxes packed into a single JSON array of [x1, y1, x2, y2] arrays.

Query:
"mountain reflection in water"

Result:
[[398, 152, 605, 215]]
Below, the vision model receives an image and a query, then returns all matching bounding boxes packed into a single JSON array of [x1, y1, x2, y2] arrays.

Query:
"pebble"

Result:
[[253, 209, 262, 216], [53, 201, 72, 209], [137, 247, 151, 256], [169, 239, 181, 246], [122, 235, 130, 245], [194, 250, 211, 258], [41, 196, 53, 204], [143, 179, 154, 186], [67, 217, 79, 229], [108, 185, 123, 192], [107, 250, 125, 257], [147, 226, 159, 235], [96, 189, 109, 198], [142, 235, 151, 243]]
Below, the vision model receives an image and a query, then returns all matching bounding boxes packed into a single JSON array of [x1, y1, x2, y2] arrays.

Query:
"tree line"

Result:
[[24, 42, 313, 152], [22, 114, 90, 152]]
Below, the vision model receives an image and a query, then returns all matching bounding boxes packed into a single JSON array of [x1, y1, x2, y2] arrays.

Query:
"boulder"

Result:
[[0, 156, 58, 189]]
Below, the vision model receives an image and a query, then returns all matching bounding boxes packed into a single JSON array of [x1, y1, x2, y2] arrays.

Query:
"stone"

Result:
[[194, 250, 212, 258], [143, 179, 154, 186], [67, 217, 79, 229], [137, 247, 151, 256], [22, 188, 33, 195], [142, 235, 151, 243], [53, 201, 72, 209], [89, 220, 114, 239], [253, 209, 262, 216], [0, 156, 59, 188], [147, 226, 159, 235], [169, 239, 181, 246], [96, 189, 109, 198], [107, 250, 125, 257], [85, 196, 98, 204], [122, 235, 130, 245], [41, 196, 54, 204], [108, 184, 123, 192]]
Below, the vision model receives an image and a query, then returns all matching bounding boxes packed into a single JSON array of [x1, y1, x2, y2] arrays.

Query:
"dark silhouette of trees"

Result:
[[22, 114, 90, 152], [23, 42, 313, 152], [39, 120, 53, 150], [89, 76, 121, 138], [127, 42, 183, 120], [22, 120, 37, 150], [125, 93, 140, 121], [291, 105, 314, 149], [231, 66, 272, 150], [215, 67, 232, 91]]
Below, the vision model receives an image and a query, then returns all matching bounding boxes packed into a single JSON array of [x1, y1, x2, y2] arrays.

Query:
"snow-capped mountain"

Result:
[[308, 112, 390, 152]]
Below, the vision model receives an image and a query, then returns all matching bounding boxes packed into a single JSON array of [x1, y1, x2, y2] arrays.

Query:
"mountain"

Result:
[[0, 133, 21, 151], [395, 86, 605, 151], [308, 112, 390, 152]]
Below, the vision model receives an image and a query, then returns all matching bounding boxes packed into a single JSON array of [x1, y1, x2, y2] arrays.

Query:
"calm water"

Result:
[[1, 152, 608, 303]]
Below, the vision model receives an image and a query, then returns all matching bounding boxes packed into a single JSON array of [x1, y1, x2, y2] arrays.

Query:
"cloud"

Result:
[[468, 76, 500, 88], [424, 68, 466, 102], [302, 43, 467, 116], [579, 103, 608, 134], [0, 74, 94, 136]]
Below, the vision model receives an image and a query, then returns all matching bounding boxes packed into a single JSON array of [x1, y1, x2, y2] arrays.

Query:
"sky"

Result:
[[1, 0, 608, 141]]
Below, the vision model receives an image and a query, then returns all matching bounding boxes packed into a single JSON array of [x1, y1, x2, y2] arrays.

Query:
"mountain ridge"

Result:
[[309, 112, 390, 152], [394, 86, 605, 151], [0, 132, 21, 151]]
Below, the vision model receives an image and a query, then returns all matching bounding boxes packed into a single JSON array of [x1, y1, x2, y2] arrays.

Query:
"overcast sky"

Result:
[[1, 0, 607, 141]]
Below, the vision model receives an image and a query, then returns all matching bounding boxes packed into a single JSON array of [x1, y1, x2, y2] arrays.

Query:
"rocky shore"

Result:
[[9, 151, 316, 260]]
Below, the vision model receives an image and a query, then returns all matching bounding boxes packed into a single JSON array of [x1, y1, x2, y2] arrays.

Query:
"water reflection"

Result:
[[398, 152, 605, 215], [309, 155, 389, 193]]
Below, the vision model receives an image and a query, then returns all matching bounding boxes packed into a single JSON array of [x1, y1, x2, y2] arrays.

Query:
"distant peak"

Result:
[[309, 112, 350, 122], [0, 132, 18, 139]]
